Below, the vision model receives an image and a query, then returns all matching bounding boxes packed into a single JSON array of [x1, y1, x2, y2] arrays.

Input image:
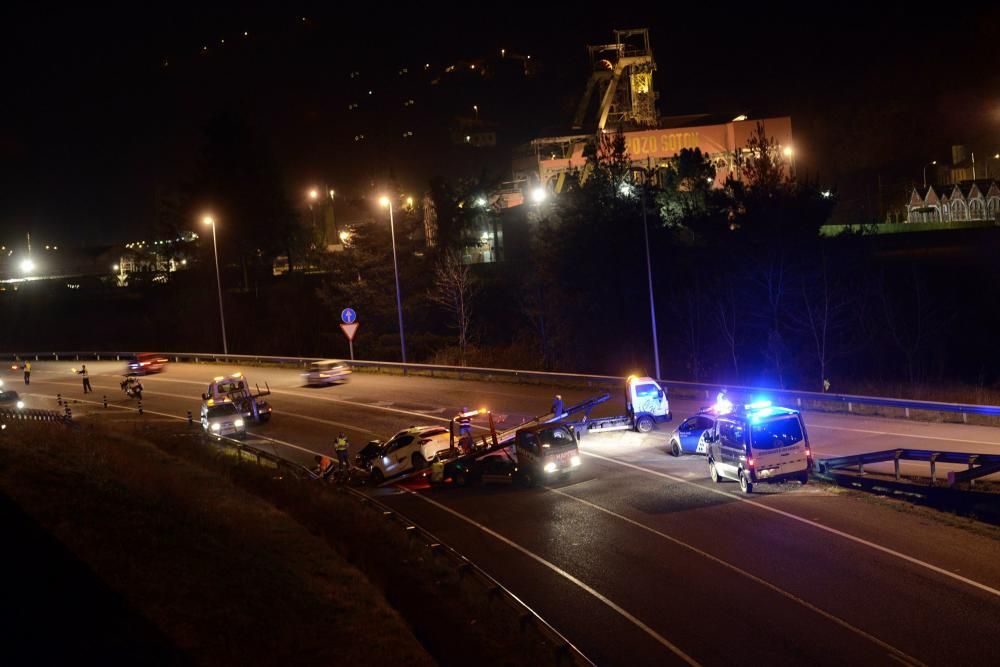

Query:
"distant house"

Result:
[[906, 180, 1000, 223]]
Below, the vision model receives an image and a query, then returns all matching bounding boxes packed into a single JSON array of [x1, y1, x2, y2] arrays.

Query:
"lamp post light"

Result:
[[636, 172, 661, 380], [378, 196, 407, 362], [473, 104, 479, 120], [923, 160, 937, 188], [202, 215, 228, 354], [986, 154, 1000, 179]]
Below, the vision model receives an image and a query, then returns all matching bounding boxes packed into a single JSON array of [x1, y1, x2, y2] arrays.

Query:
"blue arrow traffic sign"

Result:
[[341, 308, 357, 324]]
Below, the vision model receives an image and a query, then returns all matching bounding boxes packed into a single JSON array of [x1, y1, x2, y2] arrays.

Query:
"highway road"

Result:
[[7, 360, 1000, 666]]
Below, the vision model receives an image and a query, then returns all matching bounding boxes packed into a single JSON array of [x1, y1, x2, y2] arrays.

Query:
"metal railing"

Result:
[[817, 449, 1000, 487], [202, 430, 592, 666], [4, 350, 1000, 422]]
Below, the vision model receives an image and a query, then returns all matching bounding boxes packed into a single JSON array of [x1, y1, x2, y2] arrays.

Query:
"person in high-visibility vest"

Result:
[[335, 432, 350, 469], [23, 360, 31, 385]]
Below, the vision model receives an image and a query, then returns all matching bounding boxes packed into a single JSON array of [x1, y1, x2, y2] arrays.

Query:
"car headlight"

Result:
[[234, 419, 244, 428], [544, 462, 557, 473], [570, 455, 581, 467], [16, 400, 25, 409], [210, 423, 221, 431]]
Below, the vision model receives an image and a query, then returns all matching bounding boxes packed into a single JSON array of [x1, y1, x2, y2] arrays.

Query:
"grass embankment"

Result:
[[0, 420, 433, 666]]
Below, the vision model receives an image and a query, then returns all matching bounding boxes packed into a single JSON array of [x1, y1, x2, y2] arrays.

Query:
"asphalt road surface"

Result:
[[8, 360, 1000, 666]]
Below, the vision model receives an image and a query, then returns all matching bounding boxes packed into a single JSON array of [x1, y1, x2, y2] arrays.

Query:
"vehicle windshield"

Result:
[[537, 426, 576, 450], [750, 416, 804, 450], [207, 404, 238, 419], [634, 383, 661, 399]]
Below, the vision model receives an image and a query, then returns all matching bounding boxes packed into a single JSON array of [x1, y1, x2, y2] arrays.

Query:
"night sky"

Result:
[[2, 3, 998, 245]]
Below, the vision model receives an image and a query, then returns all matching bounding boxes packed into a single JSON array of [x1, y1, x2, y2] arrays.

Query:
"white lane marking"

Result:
[[33, 380, 381, 438], [580, 451, 1000, 599], [810, 423, 1000, 448], [398, 487, 700, 666], [134, 376, 486, 428], [545, 487, 924, 666], [27, 391, 330, 460]]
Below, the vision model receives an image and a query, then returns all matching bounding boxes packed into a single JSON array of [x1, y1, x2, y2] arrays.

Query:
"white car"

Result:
[[201, 400, 247, 439], [368, 426, 451, 484], [303, 360, 351, 386]]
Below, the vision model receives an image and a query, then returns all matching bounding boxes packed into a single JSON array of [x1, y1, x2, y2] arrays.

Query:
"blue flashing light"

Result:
[[745, 400, 772, 411]]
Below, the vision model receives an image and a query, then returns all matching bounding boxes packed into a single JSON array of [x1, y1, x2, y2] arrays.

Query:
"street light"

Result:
[[379, 196, 407, 362], [202, 215, 228, 354], [530, 187, 547, 203], [628, 170, 662, 380], [473, 104, 479, 120], [19, 258, 35, 274], [923, 160, 937, 188]]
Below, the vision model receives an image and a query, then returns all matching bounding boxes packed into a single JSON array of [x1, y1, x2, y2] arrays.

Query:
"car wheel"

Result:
[[709, 460, 721, 483], [519, 471, 536, 488], [636, 416, 654, 433], [799, 471, 809, 485], [670, 440, 682, 457], [411, 452, 427, 470], [369, 467, 384, 485], [739, 470, 753, 494]]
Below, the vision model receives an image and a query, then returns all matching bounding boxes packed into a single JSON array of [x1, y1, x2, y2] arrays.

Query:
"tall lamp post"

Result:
[[379, 196, 407, 362], [923, 160, 937, 188], [621, 173, 662, 380], [203, 215, 228, 354]]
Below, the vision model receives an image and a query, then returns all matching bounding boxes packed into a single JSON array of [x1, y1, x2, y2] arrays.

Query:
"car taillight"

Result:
[[805, 448, 812, 458], [747, 458, 755, 467]]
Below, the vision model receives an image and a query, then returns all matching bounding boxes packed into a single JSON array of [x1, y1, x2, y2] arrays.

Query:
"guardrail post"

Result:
[[968, 455, 977, 488], [138, 400, 143, 415], [103, 395, 107, 408], [894, 451, 902, 480], [54, 353, 59, 361], [57, 394, 62, 406], [930, 453, 938, 486], [858, 459, 864, 475], [847, 402, 853, 413], [904, 407, 910, 419], [187, 410, 193, 425], [962, 412, 968, 424]]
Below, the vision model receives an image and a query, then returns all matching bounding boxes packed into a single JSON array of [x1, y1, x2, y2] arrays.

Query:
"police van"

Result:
[[704, 401, 812, 493]]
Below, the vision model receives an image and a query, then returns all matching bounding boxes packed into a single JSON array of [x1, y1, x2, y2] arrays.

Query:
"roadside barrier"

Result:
[[4, 350, 1000, 423], [818, 449, 1000, 488], [201, 429, 592, 666], [0, 406, 68, 424]]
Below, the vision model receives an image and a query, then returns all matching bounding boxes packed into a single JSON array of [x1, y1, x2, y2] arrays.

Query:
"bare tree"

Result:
[[790, 252, 852, 390], [715, 281, 741, 382], [429, 251, 477, 365]]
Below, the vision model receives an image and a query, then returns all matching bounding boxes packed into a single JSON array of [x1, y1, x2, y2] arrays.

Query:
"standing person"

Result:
[[78, 365, 92, 393], [457, 407, 473, 453], [334, 432, 350, 469], [551, 394, 564, 418], [23, 360, 31, 385]]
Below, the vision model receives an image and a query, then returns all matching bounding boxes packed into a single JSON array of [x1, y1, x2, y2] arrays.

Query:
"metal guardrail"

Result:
[[4, 350, 1000, 421], [0, 406, 68, 424], [817, 449, 1000, 487], [200, 429, 592, 665]]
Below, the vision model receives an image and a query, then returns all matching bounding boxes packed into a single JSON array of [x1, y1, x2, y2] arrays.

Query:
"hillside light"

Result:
[[405, 196, 414, 207], [339, 230, 351, 243], [782, 146, 793, 157], [308, 188, 319, 201], [531, 187, 547, 203], [202, 214, 228, 354], [475, 196, 487, 208], [619, 182, 634, 197], [112, 264, 119, 271], [20, 258, 35, 274], [378, 195, 408, 362]]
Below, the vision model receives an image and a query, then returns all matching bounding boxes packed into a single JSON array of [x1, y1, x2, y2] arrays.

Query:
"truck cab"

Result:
[[626, 375, 671, 432]]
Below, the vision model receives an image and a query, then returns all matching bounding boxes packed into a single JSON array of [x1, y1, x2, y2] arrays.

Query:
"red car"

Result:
[[127, 353, 169, 375]]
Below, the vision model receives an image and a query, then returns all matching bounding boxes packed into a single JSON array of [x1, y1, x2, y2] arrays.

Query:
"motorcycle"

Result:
[[120, 376, 143, 401]]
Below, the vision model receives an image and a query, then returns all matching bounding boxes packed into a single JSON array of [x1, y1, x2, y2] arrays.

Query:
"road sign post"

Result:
[[340, 308, 359, 360], [340, 322, 359, 361]]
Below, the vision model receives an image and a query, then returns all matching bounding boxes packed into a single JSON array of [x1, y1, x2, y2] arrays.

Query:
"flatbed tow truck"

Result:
[[378, 392, 611, 488], [202, 372, 273, 423], [567, 375, 671, 436]]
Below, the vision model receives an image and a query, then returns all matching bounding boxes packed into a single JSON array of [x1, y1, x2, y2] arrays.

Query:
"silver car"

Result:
[[201, 400, 247, 439], [303, 360, 352, 386]]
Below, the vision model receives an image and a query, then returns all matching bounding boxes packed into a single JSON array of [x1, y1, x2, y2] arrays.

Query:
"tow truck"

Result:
[[202, 372, 272, 423], [404, 394, 610, 488], [566, 375, 671, 437]]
